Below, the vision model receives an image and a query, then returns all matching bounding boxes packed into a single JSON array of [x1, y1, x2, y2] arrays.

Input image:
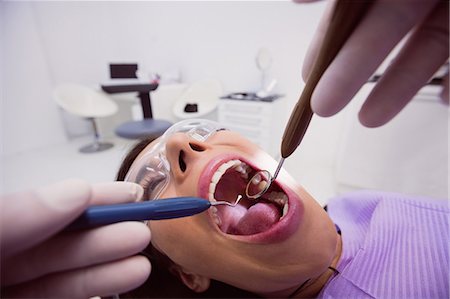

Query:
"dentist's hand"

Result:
[[1, 179, 151, 298], [297, 0, 449, 127]]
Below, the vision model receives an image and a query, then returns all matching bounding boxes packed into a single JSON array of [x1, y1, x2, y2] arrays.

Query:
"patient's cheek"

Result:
[[159, 185, 178, 199], [149, 217, 206, 259]]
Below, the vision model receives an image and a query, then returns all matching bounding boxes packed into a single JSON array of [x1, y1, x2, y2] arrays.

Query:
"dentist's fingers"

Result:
[[0, 179, 90, 258], [310, 0, 439, 117], [2, 222, 151, 286], [3, 255, 151, 298], [90, 181, 144, 205], [359, 2, 449, 127], [1, 180, 144, 259]]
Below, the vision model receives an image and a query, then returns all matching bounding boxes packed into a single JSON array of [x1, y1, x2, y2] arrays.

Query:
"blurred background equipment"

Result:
[[173, 79, 222, 121], [102, 64, 172, 140]]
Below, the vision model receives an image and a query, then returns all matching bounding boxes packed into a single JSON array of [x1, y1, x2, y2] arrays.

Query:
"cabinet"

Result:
[[218, 97, 285, 157]]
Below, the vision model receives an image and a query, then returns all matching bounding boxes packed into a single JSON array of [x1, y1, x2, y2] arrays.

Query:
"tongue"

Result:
[[232, 202, 281, 235]]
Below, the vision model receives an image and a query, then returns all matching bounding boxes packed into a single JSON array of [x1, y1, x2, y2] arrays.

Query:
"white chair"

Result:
[[173, 79, 222, 120], [53, 84, 118, 153]]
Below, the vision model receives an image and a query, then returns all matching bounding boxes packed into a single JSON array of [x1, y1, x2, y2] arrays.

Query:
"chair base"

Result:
[[79, 142, 114, 153]]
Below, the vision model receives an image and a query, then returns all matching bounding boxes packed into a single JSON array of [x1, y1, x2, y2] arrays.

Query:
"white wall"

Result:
[[1, 1, 68, 156], [2, 0, 326, 153], [2, 1, 447, 201]]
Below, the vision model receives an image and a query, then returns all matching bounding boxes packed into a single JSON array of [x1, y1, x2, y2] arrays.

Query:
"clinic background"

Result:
[[1, 1, 448, 205]]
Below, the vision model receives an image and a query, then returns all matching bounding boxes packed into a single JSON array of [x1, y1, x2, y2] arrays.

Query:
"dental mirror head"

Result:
[[245, 170, 272, 199], [245, 157, 285, 199]]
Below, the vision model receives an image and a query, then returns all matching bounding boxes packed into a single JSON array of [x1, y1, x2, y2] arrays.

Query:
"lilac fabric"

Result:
[[319, 191, 449, 299]]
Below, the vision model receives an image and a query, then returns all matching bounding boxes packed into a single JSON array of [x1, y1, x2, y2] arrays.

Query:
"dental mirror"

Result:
[[245, 170, 271, 199], [245, 158, 285, 199]]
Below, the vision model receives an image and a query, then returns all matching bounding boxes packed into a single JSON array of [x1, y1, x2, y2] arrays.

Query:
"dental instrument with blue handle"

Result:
[[64, 196, 242, 231]]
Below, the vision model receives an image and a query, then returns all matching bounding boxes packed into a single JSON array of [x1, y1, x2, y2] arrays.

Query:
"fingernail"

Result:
[[36, 179, 90, 212], [132, 184, 144, 201]]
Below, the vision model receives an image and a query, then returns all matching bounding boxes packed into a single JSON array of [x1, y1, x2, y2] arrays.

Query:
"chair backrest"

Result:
[[53, 84, 118, 118], [173, 79, 222, 119]]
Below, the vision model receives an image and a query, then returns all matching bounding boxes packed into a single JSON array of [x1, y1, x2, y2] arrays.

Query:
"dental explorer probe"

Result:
[[246, 0, 373, 199], [64, 196, 242, 231]]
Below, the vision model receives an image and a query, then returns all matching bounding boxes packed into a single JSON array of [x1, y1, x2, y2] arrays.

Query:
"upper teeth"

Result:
[[208, 159, 248, 201]]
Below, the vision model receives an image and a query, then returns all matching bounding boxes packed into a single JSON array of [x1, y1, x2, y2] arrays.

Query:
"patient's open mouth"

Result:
[[207, 159, 289, 236]]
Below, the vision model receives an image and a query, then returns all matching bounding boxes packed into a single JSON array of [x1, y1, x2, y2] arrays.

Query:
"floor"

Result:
[[1, 136, 135, 194]]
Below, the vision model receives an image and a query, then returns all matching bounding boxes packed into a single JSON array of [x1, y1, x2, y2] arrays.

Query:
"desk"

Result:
[[101, 82, 172, 139], [101, 83, 158, 119]]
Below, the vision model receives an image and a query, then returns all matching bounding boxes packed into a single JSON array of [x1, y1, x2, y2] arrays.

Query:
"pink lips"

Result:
[[197, 154, 303, 244]]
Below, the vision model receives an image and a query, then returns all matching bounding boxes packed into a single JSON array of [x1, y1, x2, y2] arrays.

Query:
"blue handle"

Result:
[[64, 197, 211, 231]]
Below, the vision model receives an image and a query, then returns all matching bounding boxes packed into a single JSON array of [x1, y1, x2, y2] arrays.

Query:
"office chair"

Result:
[[101, 83, 172, 139], [102, 64, 172, 140], [53, 84, 118, 153]]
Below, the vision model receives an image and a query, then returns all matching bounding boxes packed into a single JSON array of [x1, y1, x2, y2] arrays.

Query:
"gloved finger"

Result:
[[311, 0, 439, 117], [90, 181, 144, 205], [0, 179, 91, 258], [2, 255, 151, 298], [440, 72, 449, 104], [2, 222, 151, 286], [302, 0, 336, 81], [0, 180, 144, 259], [359, 2, 449, 127]]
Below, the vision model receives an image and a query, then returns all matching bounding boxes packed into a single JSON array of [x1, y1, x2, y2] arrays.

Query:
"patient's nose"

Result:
[[166, 133, 211, 180]]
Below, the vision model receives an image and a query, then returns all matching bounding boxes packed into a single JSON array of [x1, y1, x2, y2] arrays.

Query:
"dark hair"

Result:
[[116, 138, 260, 298]]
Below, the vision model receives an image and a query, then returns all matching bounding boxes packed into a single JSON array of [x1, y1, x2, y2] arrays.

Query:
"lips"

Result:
[[198, 154, 302, 244]]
